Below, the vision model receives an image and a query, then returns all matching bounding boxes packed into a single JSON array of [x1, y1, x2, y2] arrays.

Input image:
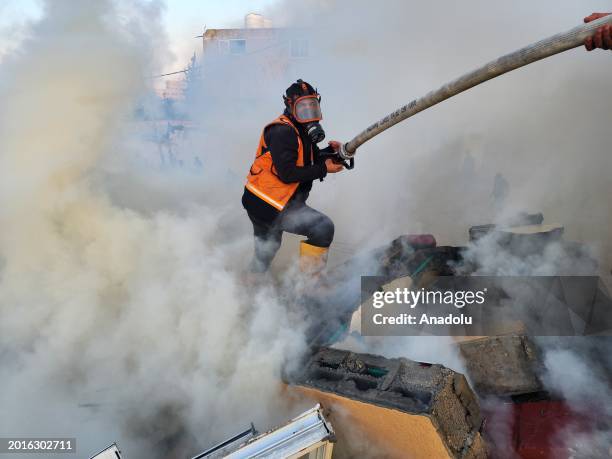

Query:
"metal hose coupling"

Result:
[[338, 142, 355, 160]]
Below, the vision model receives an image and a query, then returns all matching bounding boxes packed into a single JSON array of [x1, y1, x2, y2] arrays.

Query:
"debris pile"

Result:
[[288, 348, 488, 459], [203, 213, 610, 458], [300, 212, 611, 457]]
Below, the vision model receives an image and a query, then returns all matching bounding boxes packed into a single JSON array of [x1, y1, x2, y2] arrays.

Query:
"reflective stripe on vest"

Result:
[[245, 115, 307, 211]]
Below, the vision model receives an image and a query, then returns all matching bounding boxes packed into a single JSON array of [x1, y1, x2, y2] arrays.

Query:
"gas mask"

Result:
[[292, 95, 325, 144]]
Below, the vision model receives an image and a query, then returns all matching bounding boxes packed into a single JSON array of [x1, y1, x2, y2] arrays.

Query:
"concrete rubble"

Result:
[[315, 212, 606, 389], [457, 335, 543, 396], [292, 212, 611, 457], [287, 348, 488, 459]]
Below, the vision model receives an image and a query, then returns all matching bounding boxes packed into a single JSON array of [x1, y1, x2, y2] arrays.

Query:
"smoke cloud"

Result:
[[258, 2, 612, 455], [1, 0, 611, 457], [0, 1, 306, 458]]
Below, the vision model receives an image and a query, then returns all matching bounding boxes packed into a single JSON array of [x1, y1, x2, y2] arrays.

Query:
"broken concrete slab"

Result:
[[468, 212, 545, 242], [458, 335, 543, 397], [287, 348, 488, 459], [469, 222, 564, 253], [506, 212, 545, 227]]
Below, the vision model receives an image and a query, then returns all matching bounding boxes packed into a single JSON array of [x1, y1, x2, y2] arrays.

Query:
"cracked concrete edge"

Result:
[[289, 347, 488, 458]]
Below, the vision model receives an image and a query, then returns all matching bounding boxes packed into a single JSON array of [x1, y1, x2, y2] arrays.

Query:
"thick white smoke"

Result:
[[0, 1, 306, 458], [254, 1, 612, 455], [2, 0, 611, 457], [255, 1, 612, 259]]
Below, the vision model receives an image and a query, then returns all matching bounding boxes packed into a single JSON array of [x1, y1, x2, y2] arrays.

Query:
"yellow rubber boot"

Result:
[[299, 241, 329, 276]]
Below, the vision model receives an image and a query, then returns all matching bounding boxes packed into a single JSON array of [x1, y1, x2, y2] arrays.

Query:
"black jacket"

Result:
[[242, 119, 333, 223]]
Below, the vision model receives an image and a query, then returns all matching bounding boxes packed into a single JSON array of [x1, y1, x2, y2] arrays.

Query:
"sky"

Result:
[[0, 0, 281, 72]]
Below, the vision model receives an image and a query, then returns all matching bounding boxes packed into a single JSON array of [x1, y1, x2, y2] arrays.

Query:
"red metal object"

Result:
[[513, 400, 588, 459], [406, 234, 436, 250], [485, 400, 595, 459]]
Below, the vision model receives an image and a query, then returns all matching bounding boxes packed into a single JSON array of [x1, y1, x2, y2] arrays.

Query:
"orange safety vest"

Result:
[[245, 115, 311, 211]]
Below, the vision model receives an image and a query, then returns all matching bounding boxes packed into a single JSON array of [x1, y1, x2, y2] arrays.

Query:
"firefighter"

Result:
[[242, 79, 344, 276], [584, 12, 611, 51]]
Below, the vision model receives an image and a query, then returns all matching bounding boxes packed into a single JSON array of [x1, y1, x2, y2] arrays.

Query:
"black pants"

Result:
[[247, 201, 334, 273]]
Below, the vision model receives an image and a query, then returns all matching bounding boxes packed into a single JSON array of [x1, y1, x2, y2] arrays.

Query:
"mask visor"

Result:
[[293, 95, 322, 123]]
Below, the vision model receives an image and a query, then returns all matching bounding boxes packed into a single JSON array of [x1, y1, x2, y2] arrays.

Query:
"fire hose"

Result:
[[336, 14, 612, 163]]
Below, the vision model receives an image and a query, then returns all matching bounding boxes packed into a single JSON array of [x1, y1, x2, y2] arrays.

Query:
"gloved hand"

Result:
[[584, 12, 611, 51], [325, 158, 344, 173], [325, 140, 344, 173], [328, 140, 342, 152]]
